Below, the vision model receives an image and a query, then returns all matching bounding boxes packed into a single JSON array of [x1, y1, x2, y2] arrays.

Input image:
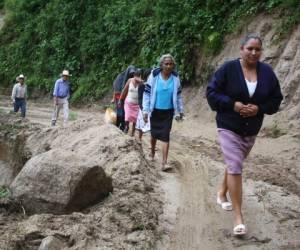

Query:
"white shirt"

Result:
[[245, 79, 257, 98], [11, 83, 27, 100], [126, 80, 139, 104]]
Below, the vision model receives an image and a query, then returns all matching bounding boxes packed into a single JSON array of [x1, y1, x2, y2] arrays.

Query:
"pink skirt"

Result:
[[124, 99, 139, 123], [218, 128, 256, 175]]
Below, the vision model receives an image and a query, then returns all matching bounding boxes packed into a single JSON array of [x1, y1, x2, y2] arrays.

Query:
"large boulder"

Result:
[[10, 149, 113, 214]]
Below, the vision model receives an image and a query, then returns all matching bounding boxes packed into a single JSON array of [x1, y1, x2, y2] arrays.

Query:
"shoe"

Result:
[[162, 164, 172, 172], [217, 196, 232, 211], [233, 224, 247, 236]]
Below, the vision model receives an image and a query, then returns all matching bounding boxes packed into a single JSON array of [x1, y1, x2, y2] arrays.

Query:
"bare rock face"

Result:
[[10, 149, 113, 214]]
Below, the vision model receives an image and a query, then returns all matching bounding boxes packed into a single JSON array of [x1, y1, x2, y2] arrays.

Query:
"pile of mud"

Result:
[[0, 113, 162, 249]]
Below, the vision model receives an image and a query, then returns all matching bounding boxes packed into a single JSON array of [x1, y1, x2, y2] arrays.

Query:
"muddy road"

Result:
[[0, 94, 99, 126], [1, 95, 300, 249], [157, 119, 300, 249]]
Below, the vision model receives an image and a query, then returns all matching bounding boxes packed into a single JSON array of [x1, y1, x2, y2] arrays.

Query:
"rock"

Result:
[[38, 236, 64, 250], [10, 149, 113, 214], [126, 231, 146, 244]]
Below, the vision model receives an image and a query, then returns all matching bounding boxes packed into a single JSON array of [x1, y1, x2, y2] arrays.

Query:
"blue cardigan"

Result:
[[206, 59, 283, 136]]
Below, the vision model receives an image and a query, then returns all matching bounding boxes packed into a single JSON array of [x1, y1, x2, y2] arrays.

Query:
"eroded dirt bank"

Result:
[[0, 111, 163, 249]]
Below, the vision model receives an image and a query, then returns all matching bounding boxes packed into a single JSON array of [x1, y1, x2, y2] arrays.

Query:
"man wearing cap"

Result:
[[11, 74, 27, 118], [51, 70, 71, 126]]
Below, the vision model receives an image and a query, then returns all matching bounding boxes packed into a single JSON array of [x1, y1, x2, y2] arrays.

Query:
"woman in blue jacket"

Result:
[[206, 34, 283, 236], [143, 54, 184, 171]]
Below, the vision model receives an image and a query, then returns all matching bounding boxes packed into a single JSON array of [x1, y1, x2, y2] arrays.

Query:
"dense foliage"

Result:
[[0, 0, 299, 102]]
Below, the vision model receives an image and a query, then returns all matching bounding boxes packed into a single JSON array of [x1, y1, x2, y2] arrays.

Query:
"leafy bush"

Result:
[[0, 0, 299, 102]]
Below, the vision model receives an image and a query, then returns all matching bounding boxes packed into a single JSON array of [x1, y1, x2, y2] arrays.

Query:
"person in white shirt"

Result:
[[11, 74, 27, 118]]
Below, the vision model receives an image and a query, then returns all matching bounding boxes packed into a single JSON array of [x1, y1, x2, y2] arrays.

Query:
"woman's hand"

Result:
[[234, 102, 258, 117], [239, 104, 259, 117], [234, 101, 245, 113]]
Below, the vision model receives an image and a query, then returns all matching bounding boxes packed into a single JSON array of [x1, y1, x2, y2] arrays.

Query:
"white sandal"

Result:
[[217, 196, 233, 211], [162, 164, 172, 171], [233, 224, 247, 236]]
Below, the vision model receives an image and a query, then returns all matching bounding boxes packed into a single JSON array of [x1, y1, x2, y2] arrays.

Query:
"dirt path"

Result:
[[0, 95, 99, 126], [156, 119, 300, 250], [1, 95, 299, 249]]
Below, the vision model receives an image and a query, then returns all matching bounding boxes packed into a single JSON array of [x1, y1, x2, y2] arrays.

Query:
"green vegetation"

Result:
[[0, 0, 299, 102], [0, 186, 9, 198], [69, 111, 77, 121], [0, 123, 21, 133]]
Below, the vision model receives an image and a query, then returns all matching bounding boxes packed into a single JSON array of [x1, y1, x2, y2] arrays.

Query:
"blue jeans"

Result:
[[14, 98, 26, 118]]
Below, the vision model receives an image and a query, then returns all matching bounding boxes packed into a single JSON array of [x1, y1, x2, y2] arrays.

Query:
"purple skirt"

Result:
[[218, 129, 256, 174]]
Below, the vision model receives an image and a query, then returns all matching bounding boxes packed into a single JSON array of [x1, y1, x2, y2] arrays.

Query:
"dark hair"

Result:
[[134, 68, 142, 77], [141, 68, 152, 80], [240, 33, 262, 47]]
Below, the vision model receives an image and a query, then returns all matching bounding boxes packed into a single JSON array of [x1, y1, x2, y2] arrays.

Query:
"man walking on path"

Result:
[[11, 74, 27, 118], [51, 70, 71, 126]]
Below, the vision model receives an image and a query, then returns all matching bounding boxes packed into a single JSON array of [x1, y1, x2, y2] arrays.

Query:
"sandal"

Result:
[[162, 164, 173, 172], [217, 196, 232, 211], [233, 224, 247, 236]]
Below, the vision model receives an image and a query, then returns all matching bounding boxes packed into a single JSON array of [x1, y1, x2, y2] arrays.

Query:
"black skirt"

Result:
[[150, 109, 174, 142]]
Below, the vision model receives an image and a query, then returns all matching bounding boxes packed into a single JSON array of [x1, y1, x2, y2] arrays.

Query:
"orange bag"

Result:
[[104, 107, 117, 125]]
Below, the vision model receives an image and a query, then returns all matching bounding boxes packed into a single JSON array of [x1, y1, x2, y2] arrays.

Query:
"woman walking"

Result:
[[206, 34, 283, 236], [143, 54, 184, 171], [120, 69, 143, 136], [112, 65, 136, 131]]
